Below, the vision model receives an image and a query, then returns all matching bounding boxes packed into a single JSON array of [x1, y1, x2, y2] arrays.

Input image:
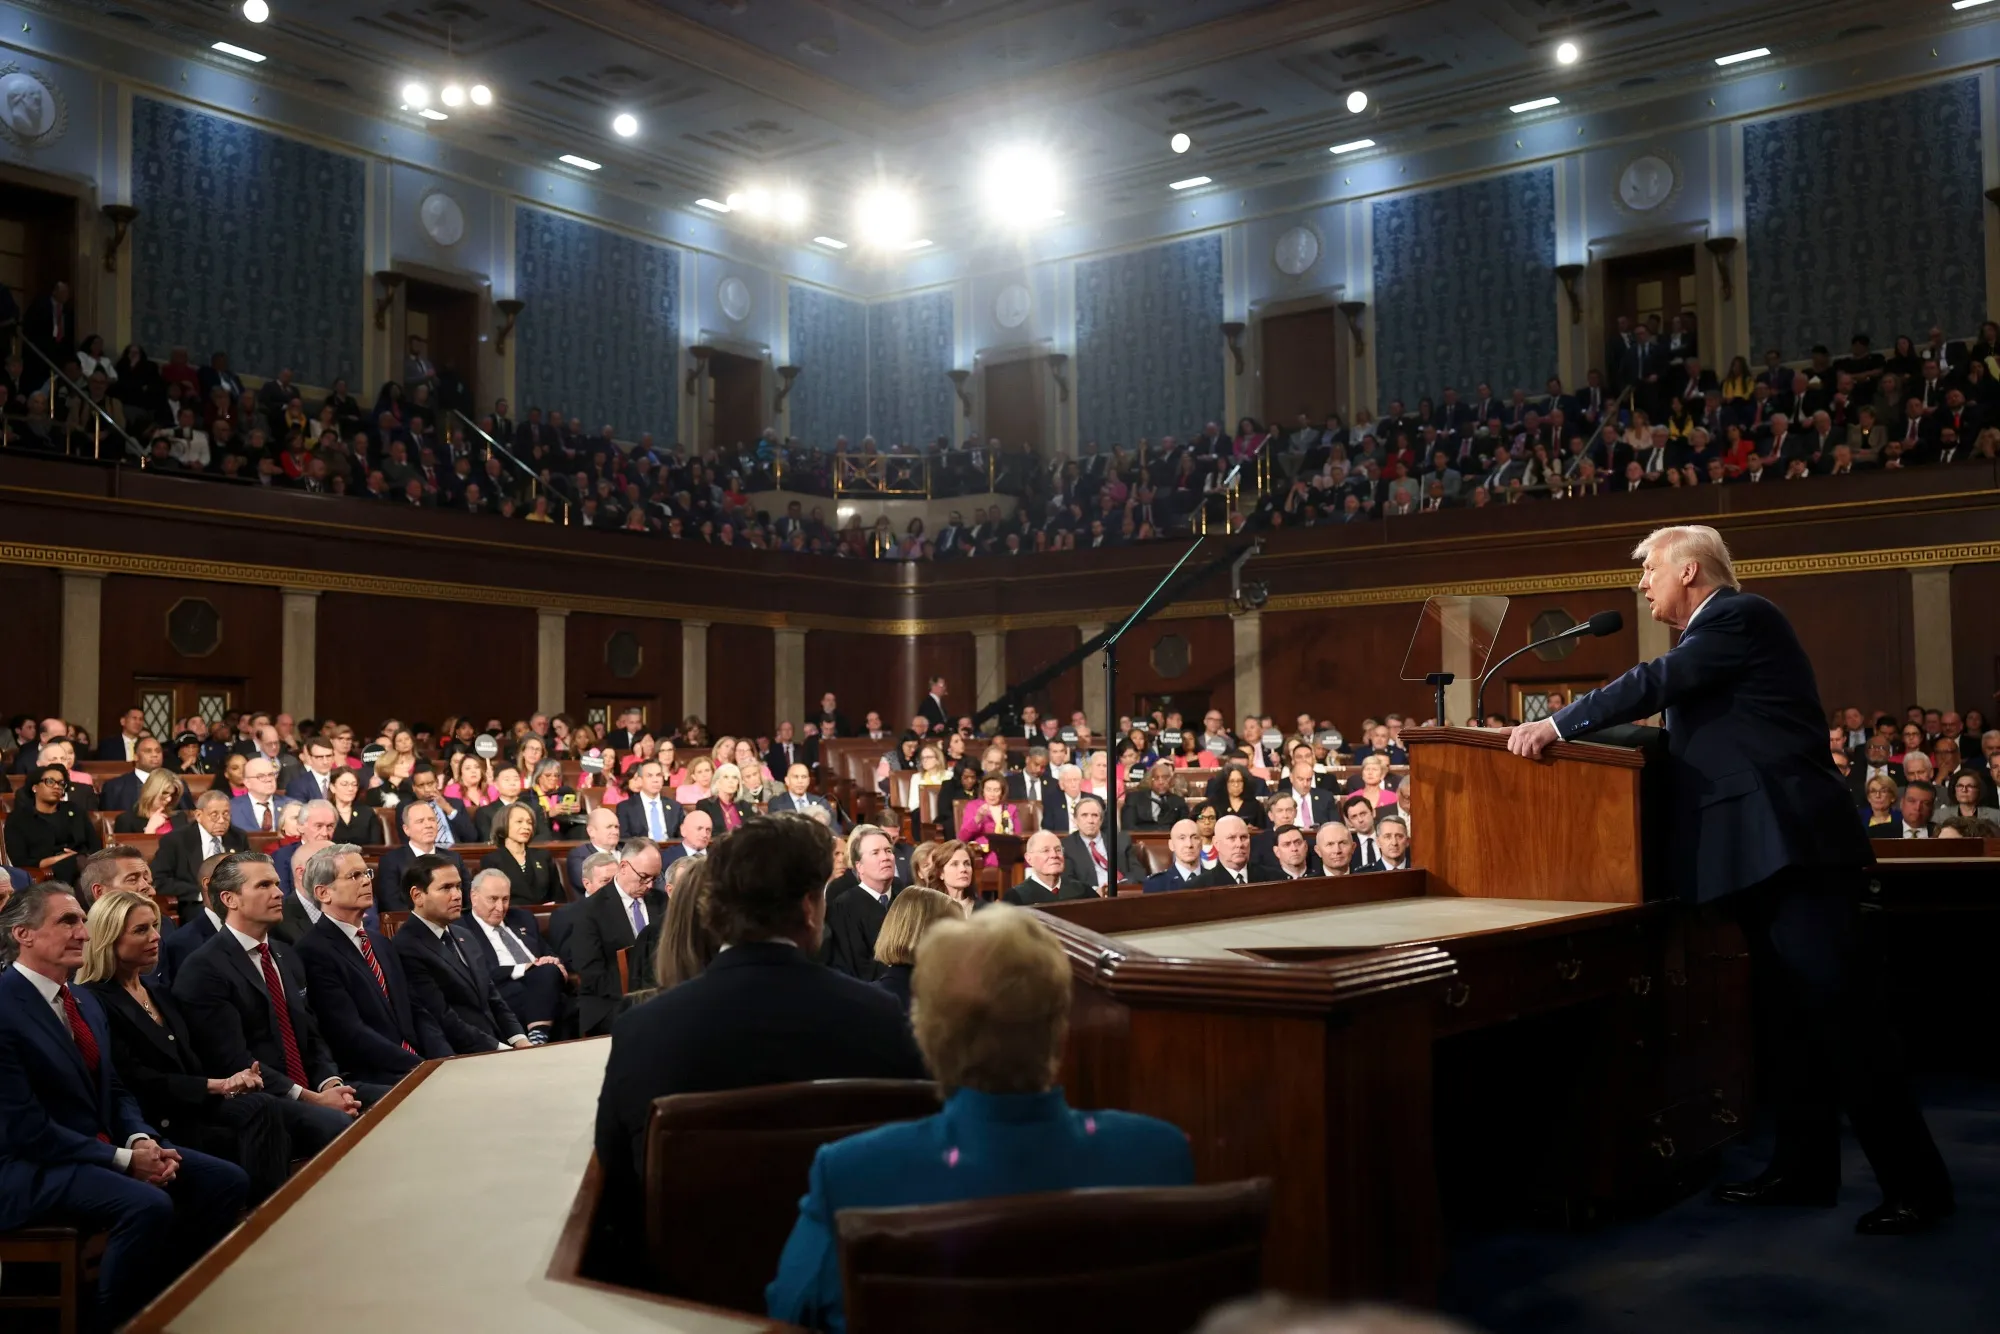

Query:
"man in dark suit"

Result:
[[567, 838, 664, 1036], [463, 867, 570, 1038], [1250, 823, 1318, 882], [767, 762, 842, 829], [96, 707, 148, 762], [1512, 523, 1951, 1232], [283, 736, 341, 804], [390, 854, 535, 1052], [615, 759, 680, 842], [1120, 761, 1190, 831], [98, 736, 191, 815], [1620, 325, 1662, 417], [153, 790, 248, 918], [1057, 795, 1134, 896], [1353, 815, 1411, 872], [20, 281, 75, 391], [473, 766, 551, 843], [1008, 748, 1062, 814], [158, 851, 231, 985], [764, 721, 804, 775], [294, 844, 451, 1086], [549, 849, 616, 959], [592, 815, 925, 1273], [1189, 814, 1265, 887], [566, 806, 622, 894], [1001, 830, 1097, 905], [821, 825, 903, 980], [600, 708, 645, 752], [1867, 783, 1936, 840], [1142, 820, 1206, 893], [918, 676, 951, 732], [0, 883, 249, 1330], [171, 853, 381, 1157], [374, 801, 466, 913]]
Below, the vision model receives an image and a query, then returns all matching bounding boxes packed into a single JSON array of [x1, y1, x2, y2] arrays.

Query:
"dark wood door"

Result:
[[1260, 307, 1339, 432], [1603, 246, 1696, 335], [403, 278, 481, 419], [709, 352, 764, 456], [984, 358, 1043, 452], [0, 183, 78, 364]]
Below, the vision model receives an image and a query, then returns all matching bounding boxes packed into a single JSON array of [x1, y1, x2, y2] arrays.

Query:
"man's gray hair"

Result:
[[616, 836, 659, 862], [302, 843, 364, 901], [196, 787, 232, 810], [580, 851, 617, 879], [0, 882, 79, 966], [303, 799, 336, 822], [1632, 524, 1740, 590], [468, 867, 513, 899]]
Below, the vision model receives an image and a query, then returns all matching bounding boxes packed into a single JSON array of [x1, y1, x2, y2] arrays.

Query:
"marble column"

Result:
[[1231, 611, 1262, 723], [682, 620, 711, 724], [1078, 621, 1108, 731], [1909, 568, 1953, 710], [773, 627, 806, 730], [536, 609, 568, 718], [280, 588, 321, 721], [59, 572, 105, 739], [973, 628, 1005, 718]]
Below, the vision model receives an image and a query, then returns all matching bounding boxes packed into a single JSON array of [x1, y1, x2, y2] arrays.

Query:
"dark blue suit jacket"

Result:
[[1142, 865, 1202, 894], [0, 966, 157, 1230], [295, 915, 450, 1084], [1551, 587, 1871, 903], [767, 1088, 1194, 1332], [158, 906, 220, 985]]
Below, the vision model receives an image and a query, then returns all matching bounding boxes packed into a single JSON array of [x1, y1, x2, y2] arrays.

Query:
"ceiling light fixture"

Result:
[[401, 81, 430, 108], [418, 108, 448, 121], [1951, 0, 1995, 8], [853, 186, 919, 248], [1509, 96, 1561, 113], [775, 189, 809, 225], [1713, 47, 1771, 65], [694, 198, 732, 213], [813, 236, 849, 249], [1345, 90, 1368, 114], [1329, 138, 1375, 154], [559, 154, 602, 170], [1169, 175, 1211, 190], [903, 238, 934, 251], [441, 84, 466, 107], [211, 41, 267, 62], [470, 84, 492, 105], [1170, 132, 1191, 154], [1555, 40, 1579, 65], [981, 145, 1062, 228], [612, 112, 639, 138], [242, 0, 270, 22]]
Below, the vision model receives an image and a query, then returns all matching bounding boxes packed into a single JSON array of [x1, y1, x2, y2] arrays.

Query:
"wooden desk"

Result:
[[131, 1042, 791, 1334]]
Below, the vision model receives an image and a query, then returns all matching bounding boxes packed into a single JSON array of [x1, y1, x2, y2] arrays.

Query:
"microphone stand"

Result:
[[1475, 624, 1600, 722]]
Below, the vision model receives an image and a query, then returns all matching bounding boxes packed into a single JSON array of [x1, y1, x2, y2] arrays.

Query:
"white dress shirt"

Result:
[[1078, 834, 1109, 886], [418, 917, 521, 1048], [474, 915, 536, 977], [10, 963, 154, 1168], [200, 827, 228, 859]]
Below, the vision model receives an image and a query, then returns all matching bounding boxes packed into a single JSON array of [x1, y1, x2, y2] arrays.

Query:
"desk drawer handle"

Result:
[[1650, 1136, 1677, 1159], [1712, 1107, 1739, 1125], [1444, 982, 1471, 1008], [1555, 957, 1582, 982]]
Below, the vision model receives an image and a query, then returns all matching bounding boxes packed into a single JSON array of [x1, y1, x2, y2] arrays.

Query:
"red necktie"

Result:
[[57, 986, 112, 1143], [1090, 840, 1108, 869], [260, 802, 273, 832], [354, 930, 417, 1054], [257, 943, 311, 1087]]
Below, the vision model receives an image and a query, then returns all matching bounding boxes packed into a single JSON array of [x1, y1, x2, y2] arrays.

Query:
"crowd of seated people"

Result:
[[8, 293, 1995, 560], [1835, 704, 2000, 840]]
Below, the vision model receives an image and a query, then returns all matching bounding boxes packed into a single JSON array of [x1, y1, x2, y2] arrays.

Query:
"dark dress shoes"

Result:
[[1711, 1173, 1838, 1208], [1854, 1199, 1955, 1235]]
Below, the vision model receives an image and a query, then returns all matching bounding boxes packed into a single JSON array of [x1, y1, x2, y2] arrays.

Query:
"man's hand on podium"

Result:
[[1506, 718, 1559, 759]]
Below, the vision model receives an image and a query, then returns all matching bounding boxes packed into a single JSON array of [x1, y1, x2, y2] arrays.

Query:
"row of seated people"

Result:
[[1832, 705, 2000, 838]]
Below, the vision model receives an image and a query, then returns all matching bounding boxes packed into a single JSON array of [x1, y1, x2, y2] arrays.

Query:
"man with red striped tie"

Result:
[[173, 852, 388, 1158], [1, 883, 248, 1330]]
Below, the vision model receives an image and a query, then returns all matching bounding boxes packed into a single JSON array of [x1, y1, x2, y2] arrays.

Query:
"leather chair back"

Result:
[[1012, 800, 1042, 835], [644, 1079, 941, 1312], [1131, 833, 1173, 874], [838, 1179, 1271, 1334]]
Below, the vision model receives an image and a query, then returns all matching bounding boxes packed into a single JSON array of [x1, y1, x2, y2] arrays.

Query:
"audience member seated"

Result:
[[917, 838, 982, 914], [159, 851, 231, 984], [102, 736, 187, 818], [870, 886, 964, 1014], [650, 857, 721, 992], [1341, 794, 1386, 870], [593, 814, 925, 1275], [0, 883, 250, 1332], [766, 903, 1194, 1332], [6, 762, 102, 883], [229, 757, 295, 834], [1059, 793, 1137, 895], [1254, 823, 1316, 881], [390, 854, 537, 1051], [171, 852, 381, 1157], [373, 799, 466, 912], [1313, 824, 1358, 877], [1190, 814, 1262, 887], [1143, 819, 1206, 894], [768, 761, 840, 827], [957, 773, 1021, 866], [478, 802, 560, 906], [473, 765, 552, 843], [1357, 815, 1412, 872], [113, 768, 190, 835], [81, 887, 292, 1204], [821, 824, 905, 981], [664, 808, 714, 868], [1869, 782, 1936, 839], [461, 867, 570, 1037], [1002, 829, 1093, 905], [568, 806, 623, 889]]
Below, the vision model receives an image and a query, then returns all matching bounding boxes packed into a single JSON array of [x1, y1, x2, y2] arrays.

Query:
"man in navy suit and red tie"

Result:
[[1508, 524, 1951, 1233], [0, 883, 248, 1329]]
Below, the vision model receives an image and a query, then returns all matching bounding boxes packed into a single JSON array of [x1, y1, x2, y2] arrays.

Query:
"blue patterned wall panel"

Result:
[[867, 290, 954, 447], [1372, 167, 1556, 408], [787, 284, 869, 448], [131, 98, 364, 388], [514, 207, 680, 442], [1076, 234, 1225, 447], [1744, 78, 1985, 357]]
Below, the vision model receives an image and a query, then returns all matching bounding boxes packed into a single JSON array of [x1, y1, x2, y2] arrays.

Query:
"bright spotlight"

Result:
[[469, 84, 493, 106], [1345, 90, 1368, 114], [776, 189, 809, 224], [612, 112, 639, 137], [1555, 40, 1580, 65], [982, 146, 1060, 227], [402, 82, 430, 109], [1170, 132, 1191, 154], [242, 0, 270, 21], [441, 84, 466, 107], [726, 186, 773, 217], [853, 186, 918, 248]]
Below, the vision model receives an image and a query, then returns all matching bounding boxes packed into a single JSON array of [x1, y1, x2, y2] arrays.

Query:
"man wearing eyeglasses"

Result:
[[570, 837, 665, 1036], [294, 844, 451, 1086]]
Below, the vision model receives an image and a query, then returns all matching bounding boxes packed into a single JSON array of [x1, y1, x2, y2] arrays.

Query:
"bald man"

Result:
[[1190, 815, 1263, 887], [1142, 819, 1205, 894]]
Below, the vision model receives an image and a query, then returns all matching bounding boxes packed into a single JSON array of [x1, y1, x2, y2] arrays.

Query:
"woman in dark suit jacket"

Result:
[[694, 763, 754, 837], [326, 767, 379, 845], [6, 764, 102, 883], [82, 889, 292, 1204], [479, 802, 559, 906]]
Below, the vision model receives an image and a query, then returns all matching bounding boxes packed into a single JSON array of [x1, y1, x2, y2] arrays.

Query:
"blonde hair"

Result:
[[79, 889, 158, 984], [135, 768, 184, 817], [1632, 524, 1740, 590], [911, 903, 1070, 1095], [873, 886, 960, 967], [1865, 774, 1900, 802]]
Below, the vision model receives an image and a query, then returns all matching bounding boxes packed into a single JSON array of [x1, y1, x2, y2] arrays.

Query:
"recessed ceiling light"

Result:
[[559, 154, 602, 170], [401, 81, 430, 108], [813, 236, 849, 249], [1345, 90, 1368, 114], [469, 84, 492, 106], [1170, 132, 1191, 153], [1555, 41, 1579, 65], [441, 84, 466, 107], [775, 189, 809, 224], [694, 197, 732, 212], [1509, 96, 1561, 113], [1169, 175, 1211, 190], [612, 112, 639, 137], [241, 0, 269, 21], [418, 108, 448, 121], [1329, 138, 1375, 154], [853, 186, 919, 247], [1713, 47, 1771, 65], [211, 41, 266, 62], [1951, 0, 1994, 8]]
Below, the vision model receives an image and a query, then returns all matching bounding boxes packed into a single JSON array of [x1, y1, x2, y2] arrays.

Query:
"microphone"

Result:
[[1475, 610, 1624, 723]]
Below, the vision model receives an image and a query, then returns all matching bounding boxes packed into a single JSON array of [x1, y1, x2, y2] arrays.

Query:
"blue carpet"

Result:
[[1442, 1079, 2000, 1333]]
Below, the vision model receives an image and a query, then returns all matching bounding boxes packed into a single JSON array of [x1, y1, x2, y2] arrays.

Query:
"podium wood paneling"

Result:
[[1402, 727, 1643, 903]]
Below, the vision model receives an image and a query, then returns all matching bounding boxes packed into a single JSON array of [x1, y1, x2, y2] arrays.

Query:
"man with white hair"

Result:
[[272, 799, 338, 945], [229, 757, 294, 833], [1002, 830, 1095, 905], [1191, 814, 1262, 886], [1509, 524, 1951, 1234], [464, 866, 569, 1035]]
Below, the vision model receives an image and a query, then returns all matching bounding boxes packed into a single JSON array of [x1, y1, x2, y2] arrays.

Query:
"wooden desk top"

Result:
[[1110, 897, 1633, 960], [133, 1041, 780, 1334]]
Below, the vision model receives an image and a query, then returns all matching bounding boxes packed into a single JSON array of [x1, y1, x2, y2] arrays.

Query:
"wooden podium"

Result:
[[1036, 723, 1750, 1302]]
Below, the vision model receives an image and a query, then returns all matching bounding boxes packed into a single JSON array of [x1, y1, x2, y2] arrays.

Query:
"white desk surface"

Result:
[[1111, 896, 1629, 960], [157, 1039, 772, 1334]]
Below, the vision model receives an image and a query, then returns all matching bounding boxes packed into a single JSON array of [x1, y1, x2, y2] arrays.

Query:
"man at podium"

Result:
[[1506, 523, 1952, 1235]]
